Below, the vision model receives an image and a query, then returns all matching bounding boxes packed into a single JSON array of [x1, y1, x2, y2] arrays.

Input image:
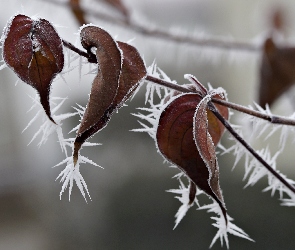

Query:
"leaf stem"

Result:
[[208, 102, 295, 196], [62, 39, 97, 63]]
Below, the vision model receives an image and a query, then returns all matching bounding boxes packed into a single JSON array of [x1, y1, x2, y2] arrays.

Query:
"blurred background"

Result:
[[0, 0, 295, 249]]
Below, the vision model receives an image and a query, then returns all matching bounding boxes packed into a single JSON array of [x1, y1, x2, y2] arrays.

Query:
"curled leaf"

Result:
[[194, 95, 227, 221], [74, 26, 146, 163], [156, 93, 228, 222], [2, 14, 64, 123], [74, 25, 122, 163]]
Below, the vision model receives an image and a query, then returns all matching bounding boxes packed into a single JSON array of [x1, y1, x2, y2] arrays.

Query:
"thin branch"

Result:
[[145, 75, 192, 94], [62, 39, 97, 63], [208, 102, 295, 196], [61, 39, 295, 127], [45, 0, 260, 52], [145, 75, 295, 126]]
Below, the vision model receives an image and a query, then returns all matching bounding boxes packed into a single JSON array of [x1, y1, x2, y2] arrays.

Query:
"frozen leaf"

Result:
[[74, 26, 146, 164], [156, 93, 228, 223], [73, 25, 122, 163], [77, 25, 122, 136], [2, 14, 64, 123], [259, 37, 295, 107], [23, 96, 77, 156], [194, 95, 228, 222]]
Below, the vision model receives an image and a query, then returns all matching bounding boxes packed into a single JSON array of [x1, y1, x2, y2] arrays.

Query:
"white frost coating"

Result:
[[35, 17, 65, 61], [145, 62, 177, 105], [193, 94, 225, 208], [1, 13, 23, 66], [198, 201, 253, 249], [221, 118, 295, 209], [23, 95, 78, 156], [32, 38, 41, 52], [167, 178, 203, 229], [54, 154, 102, 202], [167, 175, 253, 247]]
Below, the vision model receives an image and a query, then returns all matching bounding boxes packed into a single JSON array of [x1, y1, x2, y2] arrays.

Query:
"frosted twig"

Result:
[[44, 0, 260, 53]]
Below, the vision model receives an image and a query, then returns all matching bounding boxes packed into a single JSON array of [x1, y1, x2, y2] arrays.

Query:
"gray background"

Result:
[[0, 0, 295, 249]]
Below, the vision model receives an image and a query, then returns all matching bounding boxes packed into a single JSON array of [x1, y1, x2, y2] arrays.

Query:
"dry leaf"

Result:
[[156, 93, 228, 222], [74, 26, 146, 163], [3, 14, 64, 123]]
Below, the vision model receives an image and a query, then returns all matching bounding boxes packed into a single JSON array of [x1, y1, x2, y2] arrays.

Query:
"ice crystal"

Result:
[[198, 201, 254, 248], [167, 178, 202, 229], [23, 95, 78, 156], [144, 62, 176, 104], [54, 148, 102, 201], [222, 114, 295, 210]]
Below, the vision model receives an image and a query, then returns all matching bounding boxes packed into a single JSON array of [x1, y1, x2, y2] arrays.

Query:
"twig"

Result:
[[60, 39, 295, 127], [62, 39, 97, 63], [212, 98, 295, 126], [208, 102, 295, 196], [145, 75, 295, 126], [44, 0, 260, 52]]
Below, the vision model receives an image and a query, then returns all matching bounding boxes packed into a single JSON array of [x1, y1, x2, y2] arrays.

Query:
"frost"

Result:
[[0, 63, 7, 71], [167, 176, 252, 248], [144, 62, 176, 104], [54, 152, 102, 202], [167, 179, 201, 229], [23, 95, 78, 156], [198, 201, 254, 248], [222, 118, 295, 209]]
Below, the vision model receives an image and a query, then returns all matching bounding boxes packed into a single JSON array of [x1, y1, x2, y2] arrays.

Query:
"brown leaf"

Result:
[[78, 26, 122, 136], [156, 93, 228, 222], [259, 37, 295, 107], [3, 14, 64, 123], [194, 96, 226, 220], [74, 26, 146, 164], [74, 26, 122, 163]]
